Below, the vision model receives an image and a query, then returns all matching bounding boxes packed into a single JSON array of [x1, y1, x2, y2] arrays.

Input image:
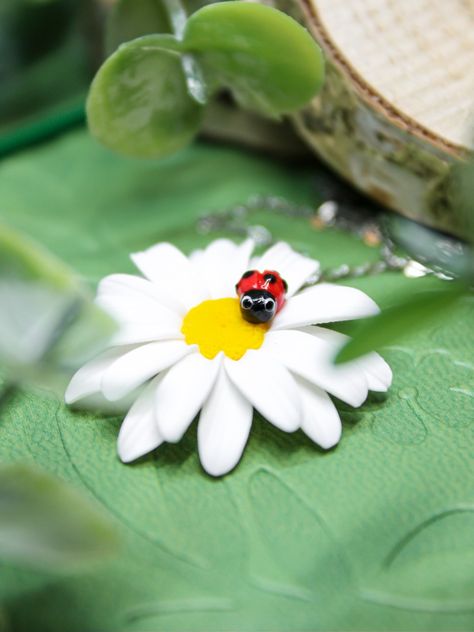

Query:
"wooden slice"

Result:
[[271, 0, 474, 236]]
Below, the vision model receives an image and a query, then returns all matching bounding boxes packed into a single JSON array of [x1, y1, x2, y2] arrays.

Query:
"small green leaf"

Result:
[[87, 34, 204, 159], [183, 2, 325, 117], [0, 464, 118, 572], [335, 283, 467, 364]]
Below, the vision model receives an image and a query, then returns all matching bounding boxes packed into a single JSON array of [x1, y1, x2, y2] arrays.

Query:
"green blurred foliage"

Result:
[[0, 0, 95, 150], [0, 224, 116, 392], [0, 464, 118, 576]]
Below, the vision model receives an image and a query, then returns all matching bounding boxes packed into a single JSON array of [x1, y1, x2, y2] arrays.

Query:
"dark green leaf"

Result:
[[335, 283, 467, 364], [87, 34, 204, 159], [183, 1, 325, 117], [0, 464, 118, 572]]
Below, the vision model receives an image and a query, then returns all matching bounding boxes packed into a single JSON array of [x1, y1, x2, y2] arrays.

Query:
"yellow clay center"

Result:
[[181, 298, 269, 360]]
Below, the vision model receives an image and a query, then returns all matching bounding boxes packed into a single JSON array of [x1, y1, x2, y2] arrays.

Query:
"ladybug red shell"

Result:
[[235, 270, 288, 323]]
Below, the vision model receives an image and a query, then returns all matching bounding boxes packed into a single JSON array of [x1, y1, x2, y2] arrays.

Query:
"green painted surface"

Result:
[[0, 130, 473, 631]]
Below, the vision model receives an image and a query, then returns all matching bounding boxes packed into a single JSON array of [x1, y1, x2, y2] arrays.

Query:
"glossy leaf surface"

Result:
[[87, 34, 204, 159], [183, 2, 324, 117]]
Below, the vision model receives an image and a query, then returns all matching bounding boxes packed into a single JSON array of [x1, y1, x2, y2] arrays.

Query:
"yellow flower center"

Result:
[[181, 298, 269, 360]]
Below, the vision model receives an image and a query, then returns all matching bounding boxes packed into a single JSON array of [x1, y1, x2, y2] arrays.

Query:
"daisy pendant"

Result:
[[65, 239, 392, 476]]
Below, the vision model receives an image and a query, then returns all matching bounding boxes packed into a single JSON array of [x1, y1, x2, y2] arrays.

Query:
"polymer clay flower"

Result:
[[65, 240, 392, 476]]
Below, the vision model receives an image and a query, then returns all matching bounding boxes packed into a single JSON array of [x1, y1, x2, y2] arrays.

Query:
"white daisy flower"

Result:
[[65, 239, 392, 476]]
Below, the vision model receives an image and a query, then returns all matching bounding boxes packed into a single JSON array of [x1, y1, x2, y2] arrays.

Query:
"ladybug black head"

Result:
[[239, 289, 276, 323]]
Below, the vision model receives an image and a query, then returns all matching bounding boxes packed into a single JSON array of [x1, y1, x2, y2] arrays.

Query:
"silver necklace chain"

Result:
[[196, 195, 452, 285]]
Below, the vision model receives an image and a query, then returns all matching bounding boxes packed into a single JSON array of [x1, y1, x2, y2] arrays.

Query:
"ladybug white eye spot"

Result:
[[241, 296, 253, 310], [264, 298, 275, 312]]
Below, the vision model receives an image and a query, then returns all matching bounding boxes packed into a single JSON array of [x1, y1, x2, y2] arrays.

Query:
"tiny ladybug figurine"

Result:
[[235, 270, 288, 323]]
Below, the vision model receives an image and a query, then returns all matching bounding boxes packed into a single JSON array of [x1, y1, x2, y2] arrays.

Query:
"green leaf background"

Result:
[[0, 464, 118, 574], [0, 130, 473, 631]]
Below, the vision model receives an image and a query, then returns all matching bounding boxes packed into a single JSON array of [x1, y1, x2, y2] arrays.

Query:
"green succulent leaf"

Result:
[[0, 224, 115, 389], [87, 34, 204, 159], [335, 282, 467, 364], [183, 1, 325, 117], [0, 464, 118, 572]]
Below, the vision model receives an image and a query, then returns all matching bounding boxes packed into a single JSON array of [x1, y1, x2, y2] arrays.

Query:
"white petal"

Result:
[[273, 283, 380, 329], [110, 323, 183, 346], [355, 353, 392, 392], [97, 273, 181, 314], [117, 376, 164, 463], [198, 366, 253, 476], [264, 329, 368, 407], [224, 350, 301, 432], [296, 377, 342, 449], [155, 352, 221, 442], [102, 340, 193, 401], [253, 242, 319, 297], [301, 326, 392, 392], [65, 347, 134, 404], [131, 242, 208, 311], [194, 239, 254, 298], [96, 294, 182, 328]]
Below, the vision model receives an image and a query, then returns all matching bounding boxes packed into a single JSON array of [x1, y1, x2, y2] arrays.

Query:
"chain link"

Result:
[[196, 195, 450, 285]]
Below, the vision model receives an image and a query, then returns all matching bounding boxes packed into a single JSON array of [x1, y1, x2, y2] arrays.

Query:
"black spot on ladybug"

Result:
[[242, 270, 256, 279], [264, 273, 277, 284], [282, 278, 288, 291]]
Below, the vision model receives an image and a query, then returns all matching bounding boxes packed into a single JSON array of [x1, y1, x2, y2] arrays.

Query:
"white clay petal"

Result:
[[96, 294, 182, 328], [300, 326, 392, 392], [155, 352, 221, 442], [273, 283, 380, 329], [102, 340, 193, 401], [296, 377, 342, 449], [195, 239, 254, 298], [264, 329, 369, 407], [117, 376, 164, 463], [253, 242, 319, 297], [110, 323, 183, 346], [65, 346, 134, 404], [131, 242, 208, 311], [198, 366, 253, 476], [224, 350, 301, 432], [97, 273, 180, 314]]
